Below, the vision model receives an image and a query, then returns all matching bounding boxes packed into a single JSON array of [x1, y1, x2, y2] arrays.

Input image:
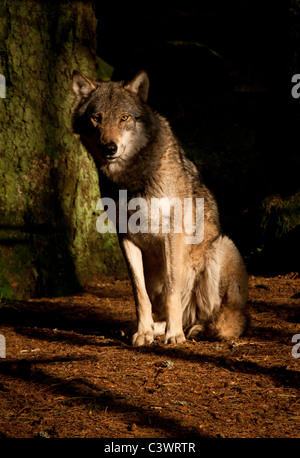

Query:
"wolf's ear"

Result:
[[72, 70, 96, 101], [124, 70, 149, 103]]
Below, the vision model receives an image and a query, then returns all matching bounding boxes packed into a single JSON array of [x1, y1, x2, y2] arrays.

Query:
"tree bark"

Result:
[[0, 0, 124, 299]]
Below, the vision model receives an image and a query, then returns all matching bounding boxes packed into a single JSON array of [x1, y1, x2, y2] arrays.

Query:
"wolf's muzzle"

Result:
[[101, 142, 118, 158]]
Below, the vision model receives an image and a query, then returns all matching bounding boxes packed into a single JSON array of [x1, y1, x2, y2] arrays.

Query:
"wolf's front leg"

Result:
[[164, 235, 186, 345], [120, 238, 154, 346]]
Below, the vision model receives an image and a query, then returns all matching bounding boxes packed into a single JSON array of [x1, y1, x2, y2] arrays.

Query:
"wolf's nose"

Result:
[[102, 142, 118, 156]]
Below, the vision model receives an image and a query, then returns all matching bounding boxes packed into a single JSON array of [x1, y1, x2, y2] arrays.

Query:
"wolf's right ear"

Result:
[[72, 70, 96, 101], [124, 70, 149, 103]]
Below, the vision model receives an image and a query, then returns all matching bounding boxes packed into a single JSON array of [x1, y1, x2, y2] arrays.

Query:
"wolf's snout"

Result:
[[102, 142, 118, 157]]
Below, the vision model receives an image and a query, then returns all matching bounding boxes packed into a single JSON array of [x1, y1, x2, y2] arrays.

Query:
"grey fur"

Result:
[[72, 70, 249, 346]]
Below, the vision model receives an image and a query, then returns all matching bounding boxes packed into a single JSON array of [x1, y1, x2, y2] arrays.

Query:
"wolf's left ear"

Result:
[[72, 70, 97, 101], [124, 70, 149, 103]]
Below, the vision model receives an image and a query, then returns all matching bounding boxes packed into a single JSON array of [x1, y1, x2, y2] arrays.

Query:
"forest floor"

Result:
[[0, 273, 299, 439]]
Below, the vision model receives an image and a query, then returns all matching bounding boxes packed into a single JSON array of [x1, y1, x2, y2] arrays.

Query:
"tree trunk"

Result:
[[0, 0, 124, 299]]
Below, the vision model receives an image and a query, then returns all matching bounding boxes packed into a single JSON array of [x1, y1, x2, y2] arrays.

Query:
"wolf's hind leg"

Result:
[[187, 285, 248, 341], [207, 237, 249, 340], [207, 282, 249, 340], [208, 307, 249, 340], [190, 235, 248, 341]]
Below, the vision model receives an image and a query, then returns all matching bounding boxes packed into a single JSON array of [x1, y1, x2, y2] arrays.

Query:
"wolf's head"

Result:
[[72, 70, 153, 175]]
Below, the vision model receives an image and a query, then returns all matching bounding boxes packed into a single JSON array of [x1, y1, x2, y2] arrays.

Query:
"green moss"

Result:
[[0, 1, 124, 300]]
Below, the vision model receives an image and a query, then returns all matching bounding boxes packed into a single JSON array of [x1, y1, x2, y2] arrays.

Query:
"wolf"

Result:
[[72, 69, 249, 346]]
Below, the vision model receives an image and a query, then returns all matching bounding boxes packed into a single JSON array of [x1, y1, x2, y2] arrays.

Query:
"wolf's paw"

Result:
[[164, 332, 186, 345], [132, 331, 154, 347], [186, 324, 204, 341]]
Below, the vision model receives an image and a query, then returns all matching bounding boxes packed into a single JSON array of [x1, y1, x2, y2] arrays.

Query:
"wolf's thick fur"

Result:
[[72, 70, 249, 346]]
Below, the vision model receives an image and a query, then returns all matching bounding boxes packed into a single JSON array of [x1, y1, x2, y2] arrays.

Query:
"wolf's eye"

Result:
[[120, 114, 130, 122], [91, 114, 102, 123]]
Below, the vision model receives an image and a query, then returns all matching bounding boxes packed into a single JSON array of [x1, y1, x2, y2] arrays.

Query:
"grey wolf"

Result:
[[72, 69, 249, 346]]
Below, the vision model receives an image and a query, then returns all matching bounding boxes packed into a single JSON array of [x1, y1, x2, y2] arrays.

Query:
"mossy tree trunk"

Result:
[[0, 0, 124, 299]]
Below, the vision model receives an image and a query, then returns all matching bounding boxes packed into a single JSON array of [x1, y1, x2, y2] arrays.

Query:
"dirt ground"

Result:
[[0, 273, 299, 439]]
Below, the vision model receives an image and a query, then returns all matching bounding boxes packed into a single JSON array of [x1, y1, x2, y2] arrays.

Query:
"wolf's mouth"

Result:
[[105, 155, 120, 162], [103, 150, 124, 163], [98, 145, 123, 162], [103, 145, 126, 162]]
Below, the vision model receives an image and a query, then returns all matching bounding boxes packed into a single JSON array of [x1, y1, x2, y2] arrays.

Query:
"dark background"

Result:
[[95, 0, 299, 274]]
